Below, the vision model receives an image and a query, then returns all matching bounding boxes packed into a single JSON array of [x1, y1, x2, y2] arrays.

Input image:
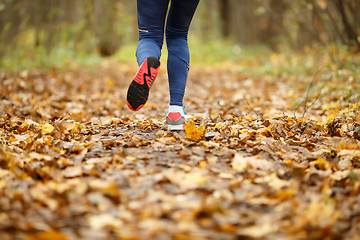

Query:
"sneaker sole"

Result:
[[127, 56, 160, 111], [168, 124, 184, 131], [166, 115, 185, 131]]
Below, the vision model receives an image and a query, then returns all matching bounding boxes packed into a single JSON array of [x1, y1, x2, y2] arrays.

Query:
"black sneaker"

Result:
[[127, 56, 160, 111]]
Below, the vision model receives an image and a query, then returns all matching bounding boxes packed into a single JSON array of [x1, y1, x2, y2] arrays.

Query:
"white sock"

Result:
[[168, 105, 183, 113]]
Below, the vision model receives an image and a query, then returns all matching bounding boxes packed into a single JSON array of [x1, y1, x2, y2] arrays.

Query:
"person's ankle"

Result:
[[168, 105, 183, 112]]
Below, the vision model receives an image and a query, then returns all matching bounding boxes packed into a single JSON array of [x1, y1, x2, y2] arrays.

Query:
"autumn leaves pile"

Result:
[[1, 63, 360, 239]]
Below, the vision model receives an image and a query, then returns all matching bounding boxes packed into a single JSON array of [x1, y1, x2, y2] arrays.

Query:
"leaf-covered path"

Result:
[[1, 62, 360, 239]]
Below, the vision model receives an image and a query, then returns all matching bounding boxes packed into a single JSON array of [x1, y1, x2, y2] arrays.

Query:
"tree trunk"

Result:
[[93, 0, 121, 57], [334, 0, 360, 51], [219, 0, 231, 37]]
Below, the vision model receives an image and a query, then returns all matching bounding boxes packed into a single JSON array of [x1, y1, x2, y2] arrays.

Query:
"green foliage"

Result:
[[0, 46, 102, 72], [189, 38, 271, 65], [115, 43, 137, 62]]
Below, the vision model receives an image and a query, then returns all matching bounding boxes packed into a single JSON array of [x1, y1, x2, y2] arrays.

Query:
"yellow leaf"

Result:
[[233, 116, 240, 122], [19, 121, 28, 128], [0, 180, 6, 189], [111, 117, 122, 124], [199, 160, 207, 168], [297, 200, 340, 228], [183, 172, 207, 185], [64, 121, 80, 133], [275, 188, 297, 201], [103, 183, 121, 200], [185, 120, 205, 141], [83, 142, 93, 147], [310, 157, 331, 170], [232, 163, 247, 172], [213, 122, 226, 131], [323, 101, 360, 124], [283, 159, 295, 167], [106, 78, 115, 88], [39, 123, 54, 134]]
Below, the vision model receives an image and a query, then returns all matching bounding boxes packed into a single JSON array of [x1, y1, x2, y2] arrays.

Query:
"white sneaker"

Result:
[[166, 105, 186, 131]]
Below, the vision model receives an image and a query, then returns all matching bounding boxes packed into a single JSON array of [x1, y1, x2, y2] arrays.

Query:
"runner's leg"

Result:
[[166, 0, 199, 106], [136, 0, 169, 65], [127, 0, 169, 111]]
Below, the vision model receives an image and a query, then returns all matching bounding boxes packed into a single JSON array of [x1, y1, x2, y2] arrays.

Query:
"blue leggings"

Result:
[[136, 0, 199, 106]]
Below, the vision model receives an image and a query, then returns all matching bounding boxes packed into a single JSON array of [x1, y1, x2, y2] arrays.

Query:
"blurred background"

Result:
[[0, 0, 359, 70]]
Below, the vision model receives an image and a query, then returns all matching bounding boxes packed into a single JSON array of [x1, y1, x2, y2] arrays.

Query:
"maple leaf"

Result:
[[184, 120, 205, 141]]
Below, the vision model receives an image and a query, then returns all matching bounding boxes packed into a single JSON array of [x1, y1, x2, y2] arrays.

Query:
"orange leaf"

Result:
[[29, 230, 68, 240], [184, 120, 205, 141]]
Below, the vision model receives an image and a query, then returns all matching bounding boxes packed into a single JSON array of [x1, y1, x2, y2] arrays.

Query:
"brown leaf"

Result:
[[63, 166, 83, 178]]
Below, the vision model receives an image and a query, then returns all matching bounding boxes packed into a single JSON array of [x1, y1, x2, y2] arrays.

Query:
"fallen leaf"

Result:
[[88, 213, 123, 230], [39, 122, 54, 134], [63, 166, 83, 178], [185, 120, 205, 141]]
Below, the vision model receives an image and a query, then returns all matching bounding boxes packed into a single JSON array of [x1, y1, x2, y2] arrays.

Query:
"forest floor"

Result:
[[1, 55, 360, 239]]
